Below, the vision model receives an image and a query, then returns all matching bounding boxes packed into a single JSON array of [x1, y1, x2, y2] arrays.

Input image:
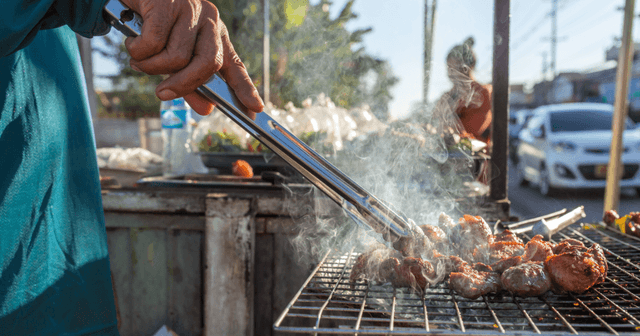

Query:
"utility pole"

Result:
[[542, 52, 548, 80], [263, 0, 270, 105], [605, 0, 636, 213], [550, 0, 558, 78], [423, 0, 437, 105]]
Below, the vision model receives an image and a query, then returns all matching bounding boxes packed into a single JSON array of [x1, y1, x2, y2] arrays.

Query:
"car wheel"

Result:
[[515, 160, 529, 186], [539, 166, 556, 197]]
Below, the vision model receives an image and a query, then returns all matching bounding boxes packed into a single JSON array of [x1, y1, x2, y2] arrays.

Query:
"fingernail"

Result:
[[131, 64, 141, 72], [158, 89, 177, 100]]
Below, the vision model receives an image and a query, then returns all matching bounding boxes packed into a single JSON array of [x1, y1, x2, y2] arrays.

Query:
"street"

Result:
[[507, 162, 640, 223]]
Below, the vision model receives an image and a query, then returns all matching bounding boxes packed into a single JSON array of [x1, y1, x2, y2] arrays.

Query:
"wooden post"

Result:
[[604, 0, 635, 213], [204, 196, 255, 336]]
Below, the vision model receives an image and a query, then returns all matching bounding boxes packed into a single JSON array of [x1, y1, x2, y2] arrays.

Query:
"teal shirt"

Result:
[[0, 0, 119, 335]]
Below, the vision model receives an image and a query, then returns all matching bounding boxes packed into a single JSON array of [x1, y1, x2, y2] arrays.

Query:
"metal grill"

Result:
[[274, 225, 640, 335]]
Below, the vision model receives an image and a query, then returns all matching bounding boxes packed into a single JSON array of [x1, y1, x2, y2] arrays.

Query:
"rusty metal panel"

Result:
[[254, 234, 274, 336], [168, 230, 204, 336], [272, 234, 314, 331], [204, 214, 255, 336], [102, 191, 206, 214], [130, 228, 169, 335], [107, 228, 134, 336], [104, 212, 206, 230]]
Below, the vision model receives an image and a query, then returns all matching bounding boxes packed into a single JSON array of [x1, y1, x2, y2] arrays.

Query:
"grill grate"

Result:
[[274, 225, 640, 335]]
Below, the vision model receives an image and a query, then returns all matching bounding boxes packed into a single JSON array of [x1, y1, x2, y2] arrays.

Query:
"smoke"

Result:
[[286, 94, 491, 267]]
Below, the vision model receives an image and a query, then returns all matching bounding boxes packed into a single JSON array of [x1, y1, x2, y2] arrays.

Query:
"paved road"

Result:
[[507, 162, 640, 223]]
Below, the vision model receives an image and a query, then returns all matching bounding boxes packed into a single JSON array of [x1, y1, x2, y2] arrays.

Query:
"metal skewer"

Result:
[[103, 0, 422, 244]]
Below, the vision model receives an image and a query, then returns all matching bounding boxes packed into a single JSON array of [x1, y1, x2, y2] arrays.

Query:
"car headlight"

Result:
[[552, 141, 577, 153]]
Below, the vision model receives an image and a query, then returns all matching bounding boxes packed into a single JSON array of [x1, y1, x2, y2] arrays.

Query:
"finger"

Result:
[[155, 18, 224, 100], [218, 26, 264, 114], [125, 8, 177, 61], [184, 91, 215, 116], [130, 8, 199, 74]]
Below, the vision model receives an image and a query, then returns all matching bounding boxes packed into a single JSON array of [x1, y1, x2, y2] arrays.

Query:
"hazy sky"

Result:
[[93, 0, 632, 119]]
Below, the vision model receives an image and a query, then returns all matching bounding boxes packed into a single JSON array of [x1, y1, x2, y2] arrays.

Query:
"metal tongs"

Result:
[[103, 0, 422, 245]]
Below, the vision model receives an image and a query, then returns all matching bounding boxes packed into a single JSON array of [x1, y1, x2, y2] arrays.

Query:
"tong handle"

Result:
[[103, 0, 420, 243]]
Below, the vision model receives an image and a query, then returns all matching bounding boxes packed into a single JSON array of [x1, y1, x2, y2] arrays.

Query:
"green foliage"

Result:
[[94, 33, 164, 119], [197, 130, 244, 153], [95, 0, 397, 120]]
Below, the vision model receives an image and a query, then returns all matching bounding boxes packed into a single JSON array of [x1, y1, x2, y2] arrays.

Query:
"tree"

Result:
[[95, 0, 398, 120]]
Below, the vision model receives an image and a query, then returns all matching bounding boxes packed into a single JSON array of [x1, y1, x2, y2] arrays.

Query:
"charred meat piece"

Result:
[[553, 239, 586, 255], [501, 262, 552, 297], [449, 270, 502, 300], [624, 220, 640, 239], [399, 257, 435, 290], [588, 243, 608, 284], [544, 246, 606, 294], [522, 235, 555, 263], [473, 263, 493, 272], [493, 229, 523, 244], [447, 255, 472, 273], [456, 215, 494, 262], [603, 210, 619, 225], [419, 224, 448, 252], [394, 233, 433, 258], [491, 255, 522, 274], [487, 241, 525, 264], [349, 247, 401, 283]]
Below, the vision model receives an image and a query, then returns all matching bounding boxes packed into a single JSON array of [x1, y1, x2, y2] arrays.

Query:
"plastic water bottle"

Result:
[[160, 98, 207, 176]]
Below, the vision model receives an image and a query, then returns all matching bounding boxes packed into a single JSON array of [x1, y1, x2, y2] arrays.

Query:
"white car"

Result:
[[515, 103, 640, 196]]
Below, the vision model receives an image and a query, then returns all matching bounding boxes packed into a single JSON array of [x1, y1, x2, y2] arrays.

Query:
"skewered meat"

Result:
[[493, 229, 523, 244], [522, 235, 555, 262], [449, 270, 502, 300], [553, 239, 586, 254], [544, 243, 607, 294], [501, 262, 551, 297], [603, 210, 619, 225]]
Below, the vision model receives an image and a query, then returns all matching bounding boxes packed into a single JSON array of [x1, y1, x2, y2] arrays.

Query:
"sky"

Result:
[[93, 0, 633, 119]]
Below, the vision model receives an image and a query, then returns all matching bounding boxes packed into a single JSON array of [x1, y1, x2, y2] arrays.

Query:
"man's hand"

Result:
[[120, 0, 264, 117]]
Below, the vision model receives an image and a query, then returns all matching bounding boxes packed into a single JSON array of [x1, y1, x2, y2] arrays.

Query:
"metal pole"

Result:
[[263, 0, 270, 105], [423, 0, 437, 105], [604, 0, 635, 213], [490, 0, 510, 212]]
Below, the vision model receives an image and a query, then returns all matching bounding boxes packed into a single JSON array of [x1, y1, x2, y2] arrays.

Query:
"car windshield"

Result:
[[550, 110, 635, 132]]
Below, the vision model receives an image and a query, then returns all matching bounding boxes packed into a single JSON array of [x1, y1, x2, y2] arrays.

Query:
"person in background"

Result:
[[0, 0, 263, 334], [439, 37, 493, 144]]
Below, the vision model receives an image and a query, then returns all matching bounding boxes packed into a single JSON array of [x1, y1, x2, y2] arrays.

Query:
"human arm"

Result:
[[118, 0, 264, 117], [0, 0, 110, 58]]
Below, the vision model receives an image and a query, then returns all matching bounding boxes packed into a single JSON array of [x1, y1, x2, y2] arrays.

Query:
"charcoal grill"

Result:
[[273, 225, 640, 335]]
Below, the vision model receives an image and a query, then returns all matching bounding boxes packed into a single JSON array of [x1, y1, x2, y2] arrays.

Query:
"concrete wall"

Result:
[[94, 118, 140, 148]]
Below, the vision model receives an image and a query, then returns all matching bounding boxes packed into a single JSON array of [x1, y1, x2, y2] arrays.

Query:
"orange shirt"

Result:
[[455, 82, 493, 143]]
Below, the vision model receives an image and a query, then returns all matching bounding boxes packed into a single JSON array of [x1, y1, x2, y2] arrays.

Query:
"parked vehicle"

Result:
[[515, 103, 640, 196], [509, 109, 534, 164]]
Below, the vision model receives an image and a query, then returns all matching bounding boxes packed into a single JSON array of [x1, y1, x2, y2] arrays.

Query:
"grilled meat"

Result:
[[490, 255, 522, 273], [493, 229, 524, 244], [456, 215, 494, 262], [349, 247, 401, 283], [553, 239, 586, 254], [449, 270, 502, 300], [522, 235, 555, 262], [544, 243, 607, 294], [398, 257, 435, 290], [603, 210, 619, 225], [487, 241, 525, 264], [419, 224, 448, 252], [501, 262, 551, 297]]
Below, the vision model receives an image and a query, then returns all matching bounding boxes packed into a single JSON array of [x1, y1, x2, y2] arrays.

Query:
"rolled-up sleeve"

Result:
[[1, 0, 111, 57]]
